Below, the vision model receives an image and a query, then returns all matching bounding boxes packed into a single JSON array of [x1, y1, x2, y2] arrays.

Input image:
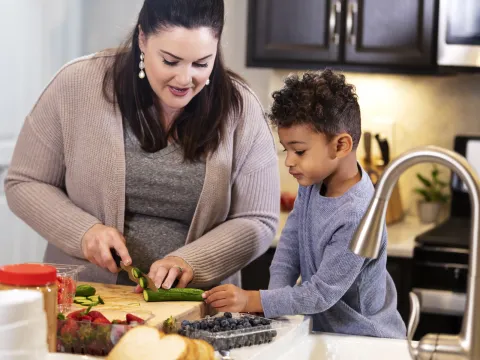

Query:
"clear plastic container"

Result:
[[176, 312, 289, 352], [44, 263, 86, 314], [57, 309, 154, 356]]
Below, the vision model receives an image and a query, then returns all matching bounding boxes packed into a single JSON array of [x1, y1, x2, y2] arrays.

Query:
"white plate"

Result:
[[47, 354, 103, 359]]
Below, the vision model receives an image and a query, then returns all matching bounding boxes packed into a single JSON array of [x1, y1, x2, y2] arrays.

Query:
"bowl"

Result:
[[57, 309, 155, 356]]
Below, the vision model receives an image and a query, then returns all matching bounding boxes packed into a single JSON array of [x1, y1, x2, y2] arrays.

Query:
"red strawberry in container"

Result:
[[78, 322, 95, 344], [89, 311, 110, 323], [87, 340, 106, 357], [126, 313, 145, 325], [59, 318, 79, 347], [67, 309, 85, 321]]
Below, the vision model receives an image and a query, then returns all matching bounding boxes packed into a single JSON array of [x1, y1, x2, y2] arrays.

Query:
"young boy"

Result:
[[203, 70, 407, 339]]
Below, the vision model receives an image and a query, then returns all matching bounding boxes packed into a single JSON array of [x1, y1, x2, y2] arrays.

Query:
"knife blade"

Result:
[[110, 249, 159, 291]]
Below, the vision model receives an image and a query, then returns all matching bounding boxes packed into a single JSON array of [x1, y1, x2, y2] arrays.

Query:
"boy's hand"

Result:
[[202, 284, 249, 312], [202, 285, 263, 313]]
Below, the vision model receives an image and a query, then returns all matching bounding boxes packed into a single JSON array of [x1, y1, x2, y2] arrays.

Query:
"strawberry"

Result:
[[67, 309, 85, 320], [126, 313, 144, 324], [60, 318, 79, 346], [111, 319, 126, 325], [93, 317, 111, 325], [78, 323, 95, 344], [88, 340, 106, 356], [88, 311, 109, 322], [64, 276, 76, 294], [79, 315, 92, 322]]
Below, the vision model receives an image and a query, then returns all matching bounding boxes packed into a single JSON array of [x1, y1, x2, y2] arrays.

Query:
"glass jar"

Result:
[[0, 263, 58, 352]]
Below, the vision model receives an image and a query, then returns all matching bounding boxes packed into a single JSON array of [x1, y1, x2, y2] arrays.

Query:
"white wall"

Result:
[[80, 0, 143, 55], [222, 0, 272, 108], [0, 0, 85, 264], [0, 0, 144, 265]]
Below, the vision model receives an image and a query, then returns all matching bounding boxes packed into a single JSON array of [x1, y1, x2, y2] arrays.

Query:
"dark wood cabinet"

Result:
[[344, 0, 435, 66], [248, 0, 341, 64], [386, 256, 412, 325], [247, 0, 438, 72]]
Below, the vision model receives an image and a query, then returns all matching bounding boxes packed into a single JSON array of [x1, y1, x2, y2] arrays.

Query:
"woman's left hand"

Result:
[[134, 256, 193, 293]]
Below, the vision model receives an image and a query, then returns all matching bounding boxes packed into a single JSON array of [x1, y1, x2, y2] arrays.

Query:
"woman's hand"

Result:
[[81, 224, 132, 273], [134, 256, 193, 292], [202, 285, 263, 313]]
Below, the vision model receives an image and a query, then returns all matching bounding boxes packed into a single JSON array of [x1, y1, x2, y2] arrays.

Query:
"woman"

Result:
[[4, 0, 279, 290]]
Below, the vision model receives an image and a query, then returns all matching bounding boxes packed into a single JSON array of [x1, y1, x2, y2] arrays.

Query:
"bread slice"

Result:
[[107, 326, 187, 360], [193, 339, 215, 360], [106, 325, 215, 360]]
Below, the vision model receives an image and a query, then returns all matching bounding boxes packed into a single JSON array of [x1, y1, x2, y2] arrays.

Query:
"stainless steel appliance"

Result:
[[438, 0, 480, 67]]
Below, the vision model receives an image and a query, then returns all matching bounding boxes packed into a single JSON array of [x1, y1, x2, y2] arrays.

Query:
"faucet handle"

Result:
[[407, 292, 420, 359]]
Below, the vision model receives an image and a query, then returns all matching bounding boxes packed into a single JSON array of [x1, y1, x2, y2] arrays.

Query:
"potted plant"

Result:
[[414, 165, 450, 223]]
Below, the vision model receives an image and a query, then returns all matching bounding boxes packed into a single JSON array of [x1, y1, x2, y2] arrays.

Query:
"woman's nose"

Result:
[[175, 66, 192, 87]]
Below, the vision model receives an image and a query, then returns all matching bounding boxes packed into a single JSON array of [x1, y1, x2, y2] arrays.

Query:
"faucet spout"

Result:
[[349, 145, 480, 359]]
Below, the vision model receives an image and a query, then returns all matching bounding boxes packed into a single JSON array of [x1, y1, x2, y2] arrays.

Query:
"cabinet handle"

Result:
[[346, 0, 358, 45], [329, 0, 341, 45]]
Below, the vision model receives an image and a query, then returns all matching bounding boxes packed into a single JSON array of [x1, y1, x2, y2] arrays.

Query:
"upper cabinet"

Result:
[[247, 0, 437, 72]]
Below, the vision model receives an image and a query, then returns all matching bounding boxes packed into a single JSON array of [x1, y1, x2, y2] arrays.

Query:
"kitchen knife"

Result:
[[110, 249, 159, 291], [363, 131, 372, 164], [375, 133, 390, 166]]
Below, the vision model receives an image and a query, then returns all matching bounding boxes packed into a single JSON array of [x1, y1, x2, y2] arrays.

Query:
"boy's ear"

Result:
[[332, 133, 353, 159]]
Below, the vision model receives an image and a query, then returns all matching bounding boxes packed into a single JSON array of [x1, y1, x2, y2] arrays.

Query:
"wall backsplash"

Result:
[[270, 70, 480, 216]]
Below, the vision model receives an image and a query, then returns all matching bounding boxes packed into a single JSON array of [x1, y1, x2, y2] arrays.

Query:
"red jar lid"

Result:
[[0, 263, 57, 286]]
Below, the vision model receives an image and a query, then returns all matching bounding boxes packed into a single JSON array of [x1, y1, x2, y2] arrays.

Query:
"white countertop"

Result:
[[228, 315, 413, 360], [272, 213, 436, 258]]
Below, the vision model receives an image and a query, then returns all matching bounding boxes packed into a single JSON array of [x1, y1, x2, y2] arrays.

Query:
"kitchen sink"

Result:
[[277, 333, 411, 360]]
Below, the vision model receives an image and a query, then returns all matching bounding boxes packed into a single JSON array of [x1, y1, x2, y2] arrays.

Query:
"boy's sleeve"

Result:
[[260, 216, 367, 318], [267, 189, 303, 289]]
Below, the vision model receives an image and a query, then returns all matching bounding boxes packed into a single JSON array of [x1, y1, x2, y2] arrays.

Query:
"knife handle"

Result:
[[110, 248, 122, 268]]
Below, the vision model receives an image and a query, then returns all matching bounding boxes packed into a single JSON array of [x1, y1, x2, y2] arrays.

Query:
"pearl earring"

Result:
[[206, 79, 210, 86], [139, 52, 145, 79]]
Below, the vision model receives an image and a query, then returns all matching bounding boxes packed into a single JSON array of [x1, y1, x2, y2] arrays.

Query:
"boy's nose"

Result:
[[285, 154, 295, 168]]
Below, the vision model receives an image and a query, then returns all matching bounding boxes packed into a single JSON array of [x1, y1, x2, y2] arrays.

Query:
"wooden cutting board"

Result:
[[72, 282, 212, 329]]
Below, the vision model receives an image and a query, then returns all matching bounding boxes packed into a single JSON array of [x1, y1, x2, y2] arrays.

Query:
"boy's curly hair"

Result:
[[268, 69, 361, 149]]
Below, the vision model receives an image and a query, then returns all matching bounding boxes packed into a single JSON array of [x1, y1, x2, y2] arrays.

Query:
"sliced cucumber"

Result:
[[132, 267, 142, 279], [139, 277, 148, 289]]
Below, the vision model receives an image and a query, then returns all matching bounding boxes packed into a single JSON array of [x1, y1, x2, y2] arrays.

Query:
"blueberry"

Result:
[[181, 320, 190, 328], [212, 325, 220, 333], [224, 312, 232, 318], [253, 318, 261, 326], [221, 319, 229, 328]]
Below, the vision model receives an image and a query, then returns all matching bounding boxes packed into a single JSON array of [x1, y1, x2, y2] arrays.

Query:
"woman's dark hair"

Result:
[[268, 69, 361, 149], [103, 0, 244, 160]]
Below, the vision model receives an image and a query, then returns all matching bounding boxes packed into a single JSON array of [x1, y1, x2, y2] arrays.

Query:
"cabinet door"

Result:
[[344, 0, 435, 66], [387, 256, 412, 325], [247, 0, 342, 67]]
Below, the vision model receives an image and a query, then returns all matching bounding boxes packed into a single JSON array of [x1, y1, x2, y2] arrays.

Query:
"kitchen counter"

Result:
[[74, 282, 211, 328], [272, 213, 436, 258], [228, 315, 413, 360]]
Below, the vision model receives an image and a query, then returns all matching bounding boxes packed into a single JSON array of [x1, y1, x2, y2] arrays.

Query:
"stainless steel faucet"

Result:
[[349, 145, 480, 360]]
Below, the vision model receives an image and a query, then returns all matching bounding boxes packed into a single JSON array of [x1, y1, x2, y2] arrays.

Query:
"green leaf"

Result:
[[416, 173, 432, 188], [436, 179, 448, 187], [414, 188, 432, 202], [432, 166, 439, 180]]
